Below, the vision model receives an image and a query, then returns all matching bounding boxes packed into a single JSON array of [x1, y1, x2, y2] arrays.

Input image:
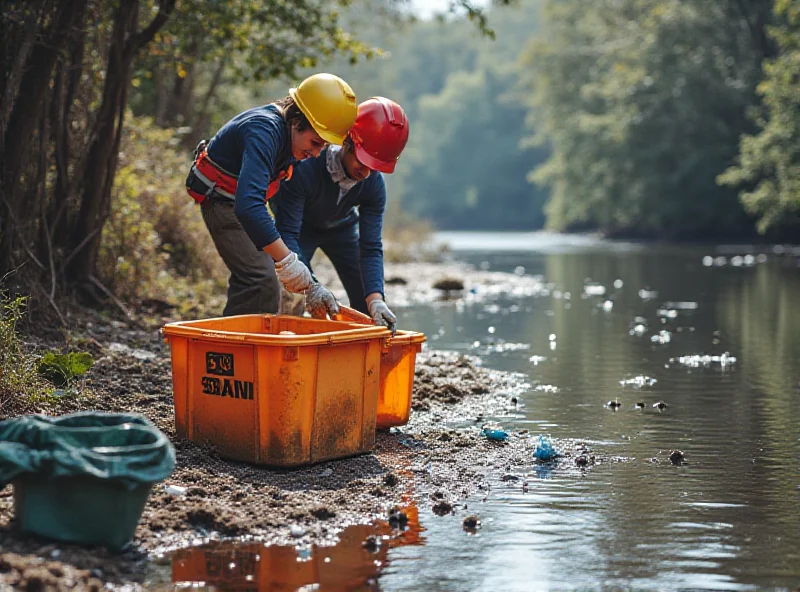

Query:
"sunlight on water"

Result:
[[382, 232, 800, 591]]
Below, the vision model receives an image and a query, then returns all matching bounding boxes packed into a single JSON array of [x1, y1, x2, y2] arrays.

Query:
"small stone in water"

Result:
[[463, 515, 481, 530], [290, 525, 305, 538]]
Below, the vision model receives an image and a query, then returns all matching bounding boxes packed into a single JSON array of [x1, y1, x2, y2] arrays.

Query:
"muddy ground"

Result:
[[0, 260, 604, 591]]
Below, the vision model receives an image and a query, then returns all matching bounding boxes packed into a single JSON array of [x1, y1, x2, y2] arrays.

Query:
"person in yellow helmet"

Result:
[[186, 73, 357, 318]]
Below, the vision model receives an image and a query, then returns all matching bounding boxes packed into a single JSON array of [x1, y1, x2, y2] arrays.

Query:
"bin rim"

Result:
[[388, 330, 427, 345], [161, 313, 391, 346]]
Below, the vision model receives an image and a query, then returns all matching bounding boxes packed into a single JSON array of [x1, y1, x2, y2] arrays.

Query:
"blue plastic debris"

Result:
[[533, 435, 559, 461], [481, 424, 509, 442]]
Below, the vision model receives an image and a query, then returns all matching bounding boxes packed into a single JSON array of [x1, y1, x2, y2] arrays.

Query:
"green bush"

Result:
[[0, 295, 50, 416]]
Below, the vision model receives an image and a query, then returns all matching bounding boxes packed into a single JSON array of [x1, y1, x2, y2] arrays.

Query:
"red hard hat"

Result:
[[349, 97, 409, 174]]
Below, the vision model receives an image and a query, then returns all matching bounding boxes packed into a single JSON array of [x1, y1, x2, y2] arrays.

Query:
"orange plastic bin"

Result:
[[161, 315, 391, 467], [376, 330, 426, 429], [333, 307, 426, 430]]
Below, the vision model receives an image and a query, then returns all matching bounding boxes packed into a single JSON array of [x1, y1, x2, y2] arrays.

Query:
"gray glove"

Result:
[[274, 251, 314, 293], [305, 283, 340, 319], [368, 299, 397, 332]]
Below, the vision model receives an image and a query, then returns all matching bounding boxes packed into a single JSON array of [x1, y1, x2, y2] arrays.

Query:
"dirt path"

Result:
[[0, 261, 601, 591]]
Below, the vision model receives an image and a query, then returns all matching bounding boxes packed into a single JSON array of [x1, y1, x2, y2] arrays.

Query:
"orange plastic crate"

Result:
[[332, 307, 426, 430], [376, 330, 426, 429], [161, 315, 391, 467]]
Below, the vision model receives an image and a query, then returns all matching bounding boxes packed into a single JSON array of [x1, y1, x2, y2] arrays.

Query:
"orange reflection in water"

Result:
[[171, 506, 424, 591]]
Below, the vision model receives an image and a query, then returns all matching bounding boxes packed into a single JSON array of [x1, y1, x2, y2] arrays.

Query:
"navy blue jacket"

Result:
[[272, 148, 386, 298], [206, 104, 294, 249]]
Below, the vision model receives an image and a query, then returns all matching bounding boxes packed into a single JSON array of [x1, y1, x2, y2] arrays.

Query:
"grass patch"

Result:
[[0, 295, 52, 417]]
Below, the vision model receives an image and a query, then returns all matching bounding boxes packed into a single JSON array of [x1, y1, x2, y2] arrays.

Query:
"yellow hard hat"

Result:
[[289, 73, 357, 145]]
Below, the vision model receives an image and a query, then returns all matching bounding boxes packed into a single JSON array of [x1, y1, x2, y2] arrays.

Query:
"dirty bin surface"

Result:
[[162, 314, 391, 467]]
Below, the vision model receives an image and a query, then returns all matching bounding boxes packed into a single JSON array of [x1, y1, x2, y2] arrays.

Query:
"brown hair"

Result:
[[274, 96, 312, 132], [342, 135, 354, 153]]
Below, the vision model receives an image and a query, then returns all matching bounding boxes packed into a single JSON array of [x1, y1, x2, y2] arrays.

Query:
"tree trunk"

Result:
[[67, 0, 176, 285], [1, 0, 85, 277]]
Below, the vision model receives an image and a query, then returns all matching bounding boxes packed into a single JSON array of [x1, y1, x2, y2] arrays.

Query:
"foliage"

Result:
[[0, 295, 50, 414], [522, 0, 771, 238], [37, 352, 94, 388], [719, 0, 800, 234], [98, 116, 228, 303]]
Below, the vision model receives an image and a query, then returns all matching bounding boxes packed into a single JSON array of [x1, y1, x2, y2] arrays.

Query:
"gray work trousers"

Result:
[[201, 199, 280, 316]]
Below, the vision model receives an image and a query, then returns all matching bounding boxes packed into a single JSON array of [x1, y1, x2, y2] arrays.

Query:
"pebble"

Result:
[[290, 525, 305, 538]]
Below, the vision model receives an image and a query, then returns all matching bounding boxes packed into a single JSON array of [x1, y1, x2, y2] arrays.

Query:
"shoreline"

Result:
[[0, 260, 600, 590]]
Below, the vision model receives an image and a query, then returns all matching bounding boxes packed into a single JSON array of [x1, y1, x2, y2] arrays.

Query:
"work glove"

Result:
[[305, 282, 340, 319], [274, 251, 314, 293], [368, 299, 397, 333]]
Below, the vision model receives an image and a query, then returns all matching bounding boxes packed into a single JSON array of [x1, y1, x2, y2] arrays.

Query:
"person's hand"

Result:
[[305, 283, 340, 319], [368, 299, 397, 333], [274, 251, 313, 293]]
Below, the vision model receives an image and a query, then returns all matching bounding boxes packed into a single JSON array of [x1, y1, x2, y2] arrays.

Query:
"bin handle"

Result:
[[333, 305, 373, 324], [333, 305, 395, 350]]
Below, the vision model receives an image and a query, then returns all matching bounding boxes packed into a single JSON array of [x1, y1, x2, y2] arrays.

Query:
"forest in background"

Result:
[[1, 0, 799, 311]]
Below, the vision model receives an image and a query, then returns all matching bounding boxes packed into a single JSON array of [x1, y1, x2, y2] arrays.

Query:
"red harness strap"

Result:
[[187, 148, 293, 204]]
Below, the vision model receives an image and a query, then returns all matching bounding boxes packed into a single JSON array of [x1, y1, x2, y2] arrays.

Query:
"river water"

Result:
[[168, 232, 800, 591]]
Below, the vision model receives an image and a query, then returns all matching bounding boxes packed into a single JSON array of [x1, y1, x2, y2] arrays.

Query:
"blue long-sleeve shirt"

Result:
[[206, 104, 294, 249], [272, 148, 387, 298]]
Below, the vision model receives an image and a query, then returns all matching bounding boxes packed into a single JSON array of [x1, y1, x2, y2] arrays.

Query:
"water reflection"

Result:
[[168, 506, 424, 591], [390, 240, 800, 590]]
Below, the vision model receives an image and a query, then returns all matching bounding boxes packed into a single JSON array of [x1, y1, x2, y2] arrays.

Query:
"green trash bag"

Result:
[[0, 411, 176, 551]]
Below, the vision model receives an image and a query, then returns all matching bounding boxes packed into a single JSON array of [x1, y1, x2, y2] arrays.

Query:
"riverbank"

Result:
[[0, 259, 602, 590]]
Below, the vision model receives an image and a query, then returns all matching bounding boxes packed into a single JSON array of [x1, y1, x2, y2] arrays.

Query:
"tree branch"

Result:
[[130, 0, 176, 54]]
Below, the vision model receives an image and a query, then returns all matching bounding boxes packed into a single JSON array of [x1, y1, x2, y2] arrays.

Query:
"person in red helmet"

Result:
[[272, 97, 410, 328]]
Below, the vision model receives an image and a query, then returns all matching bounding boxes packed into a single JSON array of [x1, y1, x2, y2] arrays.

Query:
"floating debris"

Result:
[[534, 384, 559, 393], [662, 301, 698, 311], [483, 342, 530, 354], [629, 316, 649, 336], [651, 330, 671, 344], [669, 353, 737, 368], [620, 376, 657, 388], [638, 288, 658, 300], [669, 450, 685, 465], [481, 423, 509, 442], [584, 283, 606, 297], [529, 355, 547, 365], [533, 435, 559, 461]]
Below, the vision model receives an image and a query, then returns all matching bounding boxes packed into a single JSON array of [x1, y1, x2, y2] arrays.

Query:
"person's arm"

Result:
[[358, 175, 386, 300], [358, 176, 396, 330], [273, 169, 310, 262], [233, 118, 310, 289]]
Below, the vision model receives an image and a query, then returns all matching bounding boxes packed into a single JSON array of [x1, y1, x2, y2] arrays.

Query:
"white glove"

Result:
[[274, 251, 313, 293], [368, 299, 397, 332], [305, 283, 340, 319]]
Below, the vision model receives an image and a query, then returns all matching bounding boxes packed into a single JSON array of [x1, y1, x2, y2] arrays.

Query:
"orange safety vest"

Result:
[[187, 149, 293, 204]]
